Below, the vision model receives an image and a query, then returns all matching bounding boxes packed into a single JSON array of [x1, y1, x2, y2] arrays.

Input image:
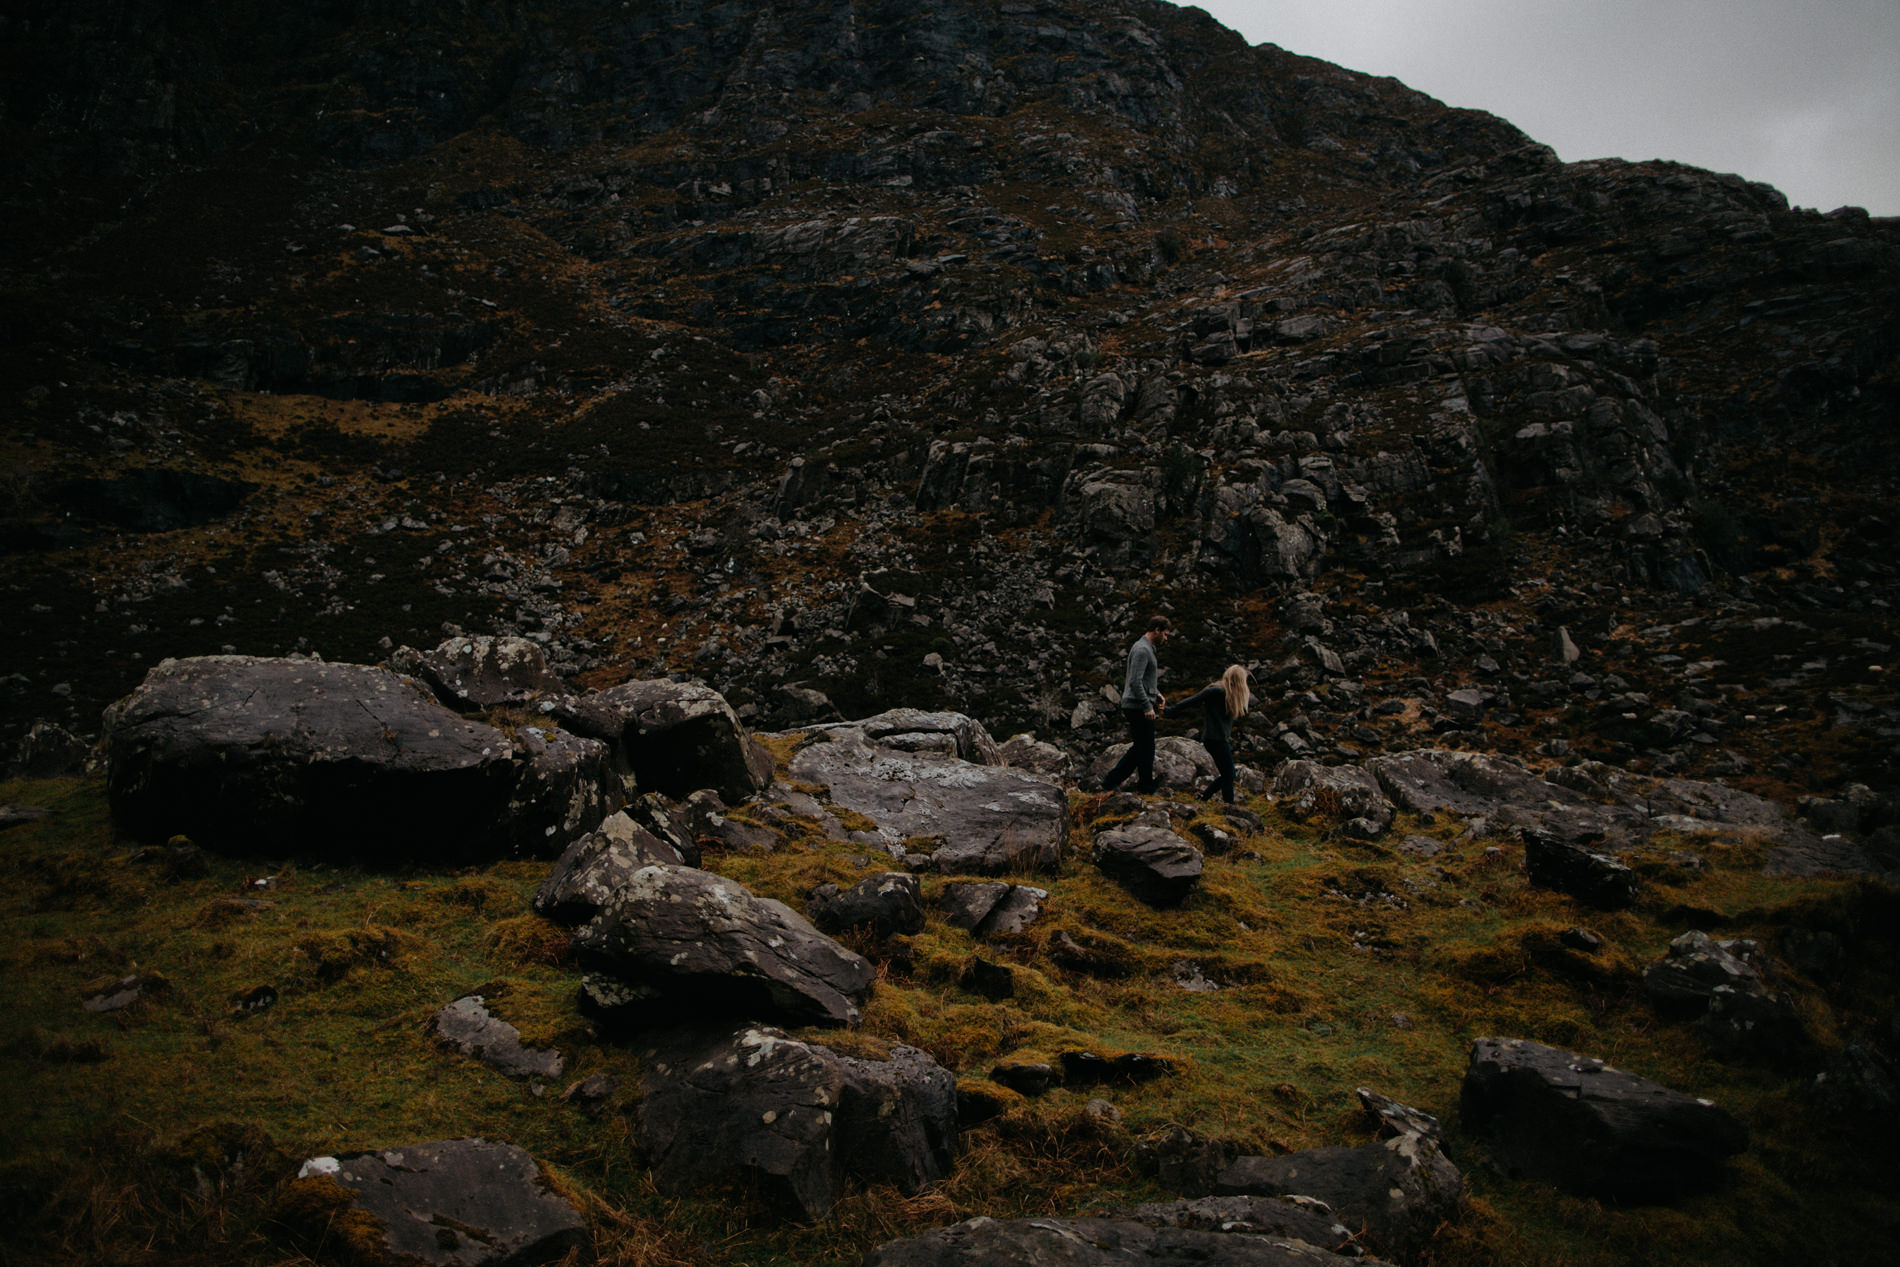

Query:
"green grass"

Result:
[[1, 771, 1896, 1265]]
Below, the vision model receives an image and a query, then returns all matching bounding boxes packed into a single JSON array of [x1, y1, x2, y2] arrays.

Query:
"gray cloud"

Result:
[[1193, 0, 1899, 214]]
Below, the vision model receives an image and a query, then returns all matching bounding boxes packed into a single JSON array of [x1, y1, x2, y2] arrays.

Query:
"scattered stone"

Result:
[[939, 881, 1048, 937], [1060, 1050, 1176, 1086], [1461, 1036, 1748, 1198], [1642, 930, 1810, 1067], [1561, 927, 1605, 952], [83, 972, 168, 1013], [563, 1073, 619, 1116], [434, 995, 565, 1081], [0, 804, 52, 830], [808, 871, 927, 939], [1523, 829, 1638, 909], [990, 1061, 1058, 1096], [1092, 825, 1203, 906], [960, 956, 1014, 999], [229, 984, 278, 1014]]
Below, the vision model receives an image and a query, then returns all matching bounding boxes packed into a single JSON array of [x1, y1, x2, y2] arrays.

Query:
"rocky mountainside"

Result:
[[4, 0, 1898, 817]]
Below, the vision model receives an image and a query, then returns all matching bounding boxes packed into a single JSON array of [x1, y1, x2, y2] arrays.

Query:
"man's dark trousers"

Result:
[[1101, 708, 1157, 793]]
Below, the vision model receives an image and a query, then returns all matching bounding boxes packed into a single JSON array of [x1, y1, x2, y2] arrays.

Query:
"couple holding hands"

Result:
[[1098, 615, 1252, 803]]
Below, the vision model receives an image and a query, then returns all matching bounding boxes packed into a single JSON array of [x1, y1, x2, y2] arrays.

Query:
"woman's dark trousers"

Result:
[[1202, 739, 1236, 803]]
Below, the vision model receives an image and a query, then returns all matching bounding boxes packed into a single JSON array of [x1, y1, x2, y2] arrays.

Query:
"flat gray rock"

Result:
[[296, 1138, 587, 1266], [787, 719, 1067, 874], [433, 996, 565, 1081]]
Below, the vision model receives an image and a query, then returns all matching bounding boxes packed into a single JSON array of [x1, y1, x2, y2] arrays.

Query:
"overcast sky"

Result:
[[1191, 0, 1900, 216]]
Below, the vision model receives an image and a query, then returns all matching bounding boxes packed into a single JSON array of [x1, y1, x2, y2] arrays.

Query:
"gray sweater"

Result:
[[1121, 635, 1160, 712]]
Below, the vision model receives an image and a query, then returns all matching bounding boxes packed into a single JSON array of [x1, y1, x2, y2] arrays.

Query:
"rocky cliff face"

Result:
[[3, 0, 1896, 815]]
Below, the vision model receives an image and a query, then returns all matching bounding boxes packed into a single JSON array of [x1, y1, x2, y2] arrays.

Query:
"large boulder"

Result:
[[101, 655, 550, 858], [388, 635, 567, 712], [1460, 1036, 1748, 1198], [863, 1214, 1374, 1265], [292, 1139, 587, 1267], [572, 864, 875, 1028], [787, 717, 1068, 874], [551, 679, 773, 804], [638, 1025, 956, 1221]]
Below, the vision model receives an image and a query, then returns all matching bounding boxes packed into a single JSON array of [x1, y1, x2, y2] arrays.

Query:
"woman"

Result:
[[1164, 664, 1251, 804]]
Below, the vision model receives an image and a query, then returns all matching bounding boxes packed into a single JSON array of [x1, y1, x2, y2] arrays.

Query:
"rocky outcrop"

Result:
[[1209, 1092, 1462, 1263], [389, 635, 568, 712], [533, 809, 695, 925]]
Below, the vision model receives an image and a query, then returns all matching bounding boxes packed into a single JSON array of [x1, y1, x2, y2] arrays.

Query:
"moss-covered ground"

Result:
[[3, 765, 1897, 1266]]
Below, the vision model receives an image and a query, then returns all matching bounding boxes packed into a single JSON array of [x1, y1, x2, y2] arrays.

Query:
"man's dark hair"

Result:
[[1148, 615, 1171, 632]]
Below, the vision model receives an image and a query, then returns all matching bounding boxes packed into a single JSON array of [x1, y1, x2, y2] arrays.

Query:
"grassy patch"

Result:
[[1, 771, 1895, 1264]]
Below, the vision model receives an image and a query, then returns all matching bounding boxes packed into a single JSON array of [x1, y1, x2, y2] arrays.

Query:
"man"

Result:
[[1099, 615, 1170, 794]]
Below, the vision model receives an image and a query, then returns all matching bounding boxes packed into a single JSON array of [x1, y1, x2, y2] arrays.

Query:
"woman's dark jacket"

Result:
[[1166, 684, 1235, 751]]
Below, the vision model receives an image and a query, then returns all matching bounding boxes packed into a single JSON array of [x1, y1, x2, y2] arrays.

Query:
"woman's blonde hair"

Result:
[[1221, 664, 1252, 719]]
